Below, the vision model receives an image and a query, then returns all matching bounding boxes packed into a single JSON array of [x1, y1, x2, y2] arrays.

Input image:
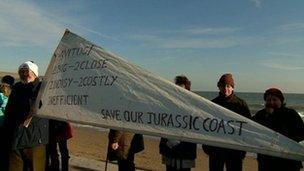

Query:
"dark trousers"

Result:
[[0, 127, 8, 171], [118, 153, 135, 171], [258, 162, 300, 171], [209, 155, 243, 171], [166, 166, 191, 171], [47, 140, 70, 171]]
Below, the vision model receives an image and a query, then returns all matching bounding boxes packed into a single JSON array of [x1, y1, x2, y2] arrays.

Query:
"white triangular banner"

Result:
[[36, 30, 304, 161]]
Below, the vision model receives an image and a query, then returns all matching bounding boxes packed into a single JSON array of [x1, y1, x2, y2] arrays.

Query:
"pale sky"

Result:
[[0, 0, 304, 93]]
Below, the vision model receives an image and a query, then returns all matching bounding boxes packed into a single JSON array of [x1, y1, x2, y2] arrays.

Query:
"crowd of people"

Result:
[[107, 74, 304, 171], [0, 61, 303, 171], [0, 61, 73, 171]]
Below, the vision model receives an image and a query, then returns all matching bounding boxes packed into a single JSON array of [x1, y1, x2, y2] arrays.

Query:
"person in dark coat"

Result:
[[0, 75, 15, 170], [107, 130, 144, 171], [159, 75, 197, 171], [4, 61, 49, 171], [0, 75, 15, 122], [202, 73, 251, 171], [47, 119, 73, 171], [253, 88, 304, 171]]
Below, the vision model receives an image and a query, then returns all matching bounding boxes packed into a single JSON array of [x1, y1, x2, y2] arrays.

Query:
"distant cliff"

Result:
[[0, 71, 18, 79]]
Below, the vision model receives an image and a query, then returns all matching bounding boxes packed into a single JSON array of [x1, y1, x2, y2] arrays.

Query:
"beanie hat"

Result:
[[19, 61, 38, 76], [263, 88, 284, 102], [1, 75, 15, 87], [217, 73, 234, 88]]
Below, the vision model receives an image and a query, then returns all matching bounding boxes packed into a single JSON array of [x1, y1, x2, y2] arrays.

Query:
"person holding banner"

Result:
[[3, 61, 49, 171], [202, 73, 251, 171], [159, 75, 197, 171], [253, 88, 304, 171], [107, 130, 144, 171]]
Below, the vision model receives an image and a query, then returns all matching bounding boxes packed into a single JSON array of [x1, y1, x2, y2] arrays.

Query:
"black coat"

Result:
[[4, 78, 48, 150], [202, 93, 251, 159], [253, 107, 304, 170], [159, 138, 197, 160]]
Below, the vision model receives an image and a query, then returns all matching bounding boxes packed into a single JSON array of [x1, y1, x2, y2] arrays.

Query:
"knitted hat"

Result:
[[1, 75, 15, 87], [217, 73, 234, 87], [263, 88, 284, 102], [19, 61, 38, 76]]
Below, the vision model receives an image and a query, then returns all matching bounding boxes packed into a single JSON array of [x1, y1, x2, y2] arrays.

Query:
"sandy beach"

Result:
[[69, 126, 262, 171]]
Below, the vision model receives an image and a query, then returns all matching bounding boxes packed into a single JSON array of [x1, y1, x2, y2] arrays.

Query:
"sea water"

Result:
[[195, 91, 304, 120]]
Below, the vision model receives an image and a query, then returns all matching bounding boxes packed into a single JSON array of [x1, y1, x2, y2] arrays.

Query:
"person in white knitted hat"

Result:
[[18, 61, 38, 83], [4, 61, 49, 171]]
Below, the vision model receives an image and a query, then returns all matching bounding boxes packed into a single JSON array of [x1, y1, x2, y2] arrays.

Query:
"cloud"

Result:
[[129, 34, 162, 42], [130, 32, 261, 49], [130, 34, 235, 48], [0, 1, 119, 48], [65, 22, 121, 42], [261, 63, 304, 70], [267, 52, 302, 58], [277, 22, 304, 31], [0, 1, 63, 47], [266, 30, 304, 47], [129, 26, 260, 49], [183, 27, 240, 35], [156, 27, 241, 36], [250, 0, 262, 8], [162, 37, 241, 48], [261, 52, 304, 70]]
